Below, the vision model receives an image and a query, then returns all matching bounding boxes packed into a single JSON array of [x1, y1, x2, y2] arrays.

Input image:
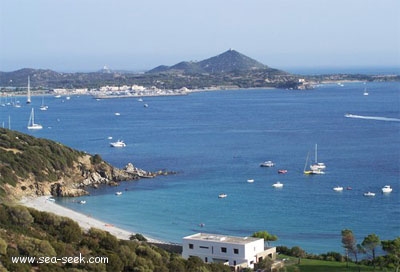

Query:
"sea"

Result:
[[1, 80, 399, 254]]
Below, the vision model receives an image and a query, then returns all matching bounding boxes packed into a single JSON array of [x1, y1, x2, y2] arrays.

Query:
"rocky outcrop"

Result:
[[6, 154, 173, 199], [49, 160, 165, 197]]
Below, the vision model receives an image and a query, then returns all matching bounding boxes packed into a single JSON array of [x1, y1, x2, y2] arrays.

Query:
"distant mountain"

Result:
[[147, 49, 281, 74]]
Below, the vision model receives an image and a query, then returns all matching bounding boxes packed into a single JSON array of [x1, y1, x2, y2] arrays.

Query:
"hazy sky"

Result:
[[1, 0, 399, 72]]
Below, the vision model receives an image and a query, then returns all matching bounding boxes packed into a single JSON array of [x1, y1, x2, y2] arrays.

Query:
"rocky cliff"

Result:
[[0, 128, 169, 200]]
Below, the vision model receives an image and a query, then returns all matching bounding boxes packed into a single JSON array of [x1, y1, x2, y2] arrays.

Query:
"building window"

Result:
[[221, 247, 227, 253], [189, 244, 194, 249], [199, 246, 209, 249], [234, 248, 239, 254]]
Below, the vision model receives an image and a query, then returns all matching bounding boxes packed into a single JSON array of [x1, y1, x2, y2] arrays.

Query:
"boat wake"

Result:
[[345, 114, 400, 122]]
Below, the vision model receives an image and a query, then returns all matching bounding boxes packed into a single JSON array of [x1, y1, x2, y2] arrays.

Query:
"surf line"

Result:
[[345, 114, 400, 122]]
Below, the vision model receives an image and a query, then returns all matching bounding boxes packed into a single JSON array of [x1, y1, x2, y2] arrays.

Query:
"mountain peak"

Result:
[[147, 49, 270, 74], [198, 49, 267, 73]]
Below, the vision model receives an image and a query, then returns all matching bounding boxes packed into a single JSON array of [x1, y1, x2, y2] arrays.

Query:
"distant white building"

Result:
[[182, 233, 276, 270]]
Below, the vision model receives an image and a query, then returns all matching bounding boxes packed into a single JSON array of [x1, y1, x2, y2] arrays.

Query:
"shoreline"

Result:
[[20, 196, 164, 244]]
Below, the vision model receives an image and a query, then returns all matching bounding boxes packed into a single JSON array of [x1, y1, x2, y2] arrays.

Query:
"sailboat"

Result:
[[27, 108, 43, 130], [304, 150, 325, 175], [40, 96, 48, 111], [363, 88, 369, 96], [310, 144, 326, 171], [26, 76, 31, 104]]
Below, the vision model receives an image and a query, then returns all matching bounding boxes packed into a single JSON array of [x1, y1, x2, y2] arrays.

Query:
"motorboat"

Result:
[[78, 200, 86, 204], [260, 161, 275, 167], [272, 182, 283, 188], [115, 192, 123, 196], [247, 179, 254, 183], [218, 193, 227, 198], [278, 169, 288, 174], [363, 192, 375, 197], [333, 186, 343, 192], [381, 185, 392, 193], [110, 140, 126, 147]]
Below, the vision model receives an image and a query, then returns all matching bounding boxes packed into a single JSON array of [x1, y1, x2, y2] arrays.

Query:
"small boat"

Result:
[[114, 112, 121, 116], [218, 193, 227, 198], [47, 197, 55, 202], [247, 179, 254, 183], [260, 161, 275, 167], [363, 88, 369, 96], [363, 192, 375, 197], [115, 192, 122, 196], [346, 186, 352, 190], [144, 103, 149, 108], [333, 186, 343, 192], [27, 108, 43, 130], [78, 200, 86, 204], [110, 140, 126, 147], [278, 169, 288, 174], [381, 185, 392, 193], [272, 182, 283, 188]]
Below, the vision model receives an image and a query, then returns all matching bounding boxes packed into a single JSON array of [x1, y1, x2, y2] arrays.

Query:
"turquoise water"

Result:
[[2, 81, 399, 253]]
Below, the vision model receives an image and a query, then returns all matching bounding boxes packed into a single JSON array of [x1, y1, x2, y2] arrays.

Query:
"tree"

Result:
[[341, 229, 359, 265], [382, 237, 400, 272], [252, 230, 278, 246], [361, 234, 381, 265], [291, 246, 306, 264]]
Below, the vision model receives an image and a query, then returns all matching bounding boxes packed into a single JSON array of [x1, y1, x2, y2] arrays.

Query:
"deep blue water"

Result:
[[1, 81, 399, 254]]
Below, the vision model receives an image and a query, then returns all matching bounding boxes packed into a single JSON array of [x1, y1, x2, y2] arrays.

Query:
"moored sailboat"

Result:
[[310, 144, 326, 171], [27, 108, 43, 130]]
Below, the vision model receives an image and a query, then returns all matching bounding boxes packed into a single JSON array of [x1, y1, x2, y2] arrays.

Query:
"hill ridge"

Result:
[[147, 49, 278, 74]]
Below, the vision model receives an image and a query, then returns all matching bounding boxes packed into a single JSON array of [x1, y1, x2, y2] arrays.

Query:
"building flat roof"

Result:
[[183, 233, 262, 245]]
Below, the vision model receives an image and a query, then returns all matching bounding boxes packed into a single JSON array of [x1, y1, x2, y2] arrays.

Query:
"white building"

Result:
[[182, 233, 276, 270]]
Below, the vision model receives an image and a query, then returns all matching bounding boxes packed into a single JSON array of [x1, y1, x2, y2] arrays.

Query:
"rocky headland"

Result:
[[0, 128, 173, 201]]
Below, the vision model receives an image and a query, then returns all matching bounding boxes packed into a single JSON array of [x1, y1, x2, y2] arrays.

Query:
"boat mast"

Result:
[[26, 76, 31, 104], [315, 144, 318, 163]]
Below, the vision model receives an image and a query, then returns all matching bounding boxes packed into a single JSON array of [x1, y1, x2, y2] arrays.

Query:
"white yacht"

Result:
[[260, 161, 275, 167], [272, 182, 283, 188], [381, 185, 392, 193], [333, 186, 343, 192], [363, 192, 375, 197], [110, 140, 126, 147]]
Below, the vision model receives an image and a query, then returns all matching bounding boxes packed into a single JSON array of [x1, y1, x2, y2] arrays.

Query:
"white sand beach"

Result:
[[20, 196, 161, 243]]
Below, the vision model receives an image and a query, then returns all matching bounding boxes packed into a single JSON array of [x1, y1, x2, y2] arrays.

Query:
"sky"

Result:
[[0, 0, 399, 72]]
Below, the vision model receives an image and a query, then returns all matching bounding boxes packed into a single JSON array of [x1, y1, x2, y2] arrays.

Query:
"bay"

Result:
[[2, 81, 399, 254]]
